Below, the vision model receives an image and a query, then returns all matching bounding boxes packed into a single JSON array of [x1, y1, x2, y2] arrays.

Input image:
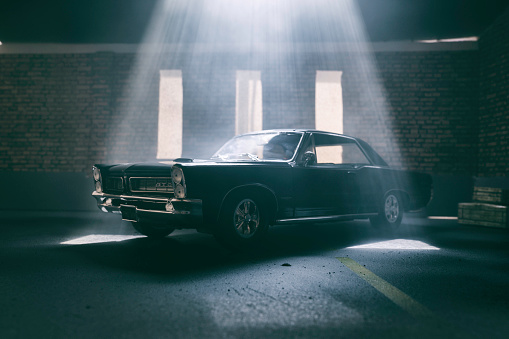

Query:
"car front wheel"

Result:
[[215, 196, 269, 250], [370, 192, 403, 228], [132, 222, 175, 238]]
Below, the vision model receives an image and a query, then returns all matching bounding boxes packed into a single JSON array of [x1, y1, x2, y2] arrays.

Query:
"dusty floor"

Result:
[[1, 211, 508, 338]]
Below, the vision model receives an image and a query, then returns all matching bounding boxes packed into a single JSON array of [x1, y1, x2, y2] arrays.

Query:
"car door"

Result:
[[292, 133, 366, 218]]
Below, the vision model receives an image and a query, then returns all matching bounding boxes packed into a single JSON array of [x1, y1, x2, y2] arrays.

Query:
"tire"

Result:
[[215, 195, 269, 250], [132, 222, 175, 238], [370, 192, 403, 228]]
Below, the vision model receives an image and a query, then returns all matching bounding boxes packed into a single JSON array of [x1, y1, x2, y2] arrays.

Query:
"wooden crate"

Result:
[[473, 187, 509, 206], [458, 203, 508, 228]]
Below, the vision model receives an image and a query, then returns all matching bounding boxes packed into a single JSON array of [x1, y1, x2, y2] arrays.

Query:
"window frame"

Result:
[[297, 132, 376, 168]]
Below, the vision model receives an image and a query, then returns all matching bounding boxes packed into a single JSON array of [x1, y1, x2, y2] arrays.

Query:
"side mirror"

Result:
[[302, 151, 316, 166]]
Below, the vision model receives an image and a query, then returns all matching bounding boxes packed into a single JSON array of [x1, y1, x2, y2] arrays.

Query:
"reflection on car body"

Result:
[[92, 130, 432, 249]]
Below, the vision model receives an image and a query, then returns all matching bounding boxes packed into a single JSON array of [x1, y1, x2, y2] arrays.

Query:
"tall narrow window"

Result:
[[157, 70, 183, 159], [315, 71, 343, 134], [236, 70, 262, 135]]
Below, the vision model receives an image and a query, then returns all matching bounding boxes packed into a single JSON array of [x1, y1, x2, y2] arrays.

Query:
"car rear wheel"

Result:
[[131, 222, 175, 238], [215, 196, 269, 250], [370, 192, 403, 228]]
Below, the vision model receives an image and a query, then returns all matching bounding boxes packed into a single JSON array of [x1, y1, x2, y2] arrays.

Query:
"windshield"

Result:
[[212, 132, 303, 161]]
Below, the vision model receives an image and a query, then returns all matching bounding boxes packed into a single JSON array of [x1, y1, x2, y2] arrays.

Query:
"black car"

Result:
[[92, 130, 432, 248]]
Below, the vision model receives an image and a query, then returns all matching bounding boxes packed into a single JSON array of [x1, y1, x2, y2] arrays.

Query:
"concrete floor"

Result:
[[1, 211, 508, 339]]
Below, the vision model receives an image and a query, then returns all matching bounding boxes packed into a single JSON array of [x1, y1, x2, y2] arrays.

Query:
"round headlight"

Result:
[[172, 167, 183, 184], [93, 167, 101, 181], [174, 184, 186, 199], [95, 180, 103, 193]]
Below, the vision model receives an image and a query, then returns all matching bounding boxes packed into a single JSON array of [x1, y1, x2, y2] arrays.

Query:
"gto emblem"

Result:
[[156, 182, 171, 188]]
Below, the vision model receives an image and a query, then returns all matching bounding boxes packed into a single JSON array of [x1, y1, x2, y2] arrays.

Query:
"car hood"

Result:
[[103, 158, 209, 175], [105, 162, 173, 176], [102, 157, 290, 176]]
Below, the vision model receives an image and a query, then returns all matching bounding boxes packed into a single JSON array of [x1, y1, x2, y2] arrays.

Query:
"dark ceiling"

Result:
[[1, 0, 509, 44]]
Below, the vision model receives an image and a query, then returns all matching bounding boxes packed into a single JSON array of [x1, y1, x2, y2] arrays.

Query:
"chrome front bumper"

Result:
[[92, 191, 203, 227]]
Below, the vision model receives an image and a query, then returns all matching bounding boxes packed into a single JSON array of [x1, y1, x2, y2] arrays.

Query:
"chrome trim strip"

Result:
[[169, 198, 201, 203], [92, 191, 201, 204], [275, 213, 377, 224], [98, 204, 193, 216], [129, 176, 172, 179], [136, 208, 191, 215], [93, 191, 168, 202]]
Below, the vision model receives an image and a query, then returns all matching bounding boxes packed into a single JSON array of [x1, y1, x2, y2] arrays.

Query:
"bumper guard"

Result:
[[92, 191, 203, 227]]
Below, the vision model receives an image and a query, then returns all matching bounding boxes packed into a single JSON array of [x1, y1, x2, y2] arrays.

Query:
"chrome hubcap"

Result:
[[233, 199, 259, 238], [384, 194, 400, 223]]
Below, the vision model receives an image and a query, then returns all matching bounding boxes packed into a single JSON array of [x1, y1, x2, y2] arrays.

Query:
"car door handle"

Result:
[[347, 171, 356, 175]]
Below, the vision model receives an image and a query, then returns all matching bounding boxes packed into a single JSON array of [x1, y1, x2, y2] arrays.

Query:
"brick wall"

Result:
[[478, 7, 509, 177], [0, 52, 134, 171], [0, 44, 480, 175], [376, 51, 479, 174]]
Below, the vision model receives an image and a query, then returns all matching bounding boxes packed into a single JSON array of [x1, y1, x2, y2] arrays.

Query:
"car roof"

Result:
[[237, 129, 389, 166], [239, 129, 358, 140]]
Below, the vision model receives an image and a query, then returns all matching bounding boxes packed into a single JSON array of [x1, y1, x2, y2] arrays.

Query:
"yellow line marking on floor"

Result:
[[337, 257, 436, 321]]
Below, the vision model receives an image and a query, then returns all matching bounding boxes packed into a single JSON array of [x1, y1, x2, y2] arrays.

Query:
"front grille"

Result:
[[129, 177, 173, 194], [104, 177, 123, 192]]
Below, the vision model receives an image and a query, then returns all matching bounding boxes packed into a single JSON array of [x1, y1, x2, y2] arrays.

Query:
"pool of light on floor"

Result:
[[347, 239, 440, 250], [428, 216, 458, 220], [61, 234, 144, 245]]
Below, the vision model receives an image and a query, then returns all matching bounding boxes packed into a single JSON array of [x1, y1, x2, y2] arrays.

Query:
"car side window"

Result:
[[307, 134, 371, 166]]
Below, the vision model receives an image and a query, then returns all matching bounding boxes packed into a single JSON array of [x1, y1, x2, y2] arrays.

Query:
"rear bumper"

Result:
[[92, 191, 203, 227]]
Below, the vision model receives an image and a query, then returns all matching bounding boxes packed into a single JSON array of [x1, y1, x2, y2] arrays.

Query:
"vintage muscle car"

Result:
[[92, 130, 432, 249]]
